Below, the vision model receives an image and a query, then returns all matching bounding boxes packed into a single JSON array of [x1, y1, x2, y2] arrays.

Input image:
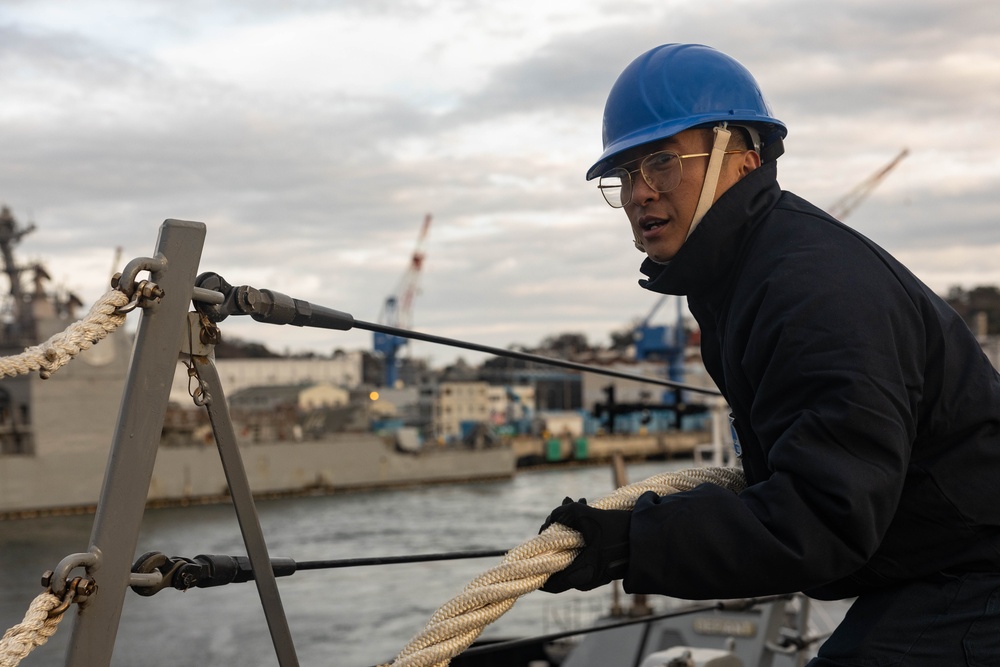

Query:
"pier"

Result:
[[511, 430, 707, 467]]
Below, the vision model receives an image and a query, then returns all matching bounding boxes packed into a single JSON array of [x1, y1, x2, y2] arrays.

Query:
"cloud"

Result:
[[0, 0, 998, 365]]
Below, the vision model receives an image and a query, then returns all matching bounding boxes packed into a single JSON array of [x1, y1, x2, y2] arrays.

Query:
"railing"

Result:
[[41, 219, 726, 667]]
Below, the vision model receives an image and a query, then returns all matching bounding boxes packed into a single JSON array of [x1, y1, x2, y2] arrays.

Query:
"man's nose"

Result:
[[630, 172, 660, 206]]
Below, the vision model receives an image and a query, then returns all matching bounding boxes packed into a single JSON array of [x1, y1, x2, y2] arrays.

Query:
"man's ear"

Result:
[[740, 150, 762, 176]]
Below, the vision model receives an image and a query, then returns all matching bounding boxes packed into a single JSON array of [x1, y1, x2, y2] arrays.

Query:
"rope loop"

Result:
[[385, 465, 747, 667], [0, 289, 131, 380]]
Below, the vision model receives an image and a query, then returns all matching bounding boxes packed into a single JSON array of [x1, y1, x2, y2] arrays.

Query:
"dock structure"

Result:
[[511, 430, 707, 467]]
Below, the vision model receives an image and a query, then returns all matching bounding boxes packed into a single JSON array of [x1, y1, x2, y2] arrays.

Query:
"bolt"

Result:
[[237, 286, 260, 314], [110, 273, 122, 290], [76, 578, 97, 597], [139, 281, 157, 299], [40, 570, 53, 589]]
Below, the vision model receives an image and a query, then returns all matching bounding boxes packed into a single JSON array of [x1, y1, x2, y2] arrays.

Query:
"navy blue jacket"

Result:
[[624, 161, 1000, 600]]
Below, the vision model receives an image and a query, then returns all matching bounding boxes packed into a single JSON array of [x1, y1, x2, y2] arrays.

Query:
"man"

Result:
[[542, 43, 1000, 665]]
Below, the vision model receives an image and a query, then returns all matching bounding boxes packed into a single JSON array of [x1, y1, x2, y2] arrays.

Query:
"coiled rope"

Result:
[[0, 289, 129, 379], [384, 465, 747, 667], [0, 593, 65, 667]]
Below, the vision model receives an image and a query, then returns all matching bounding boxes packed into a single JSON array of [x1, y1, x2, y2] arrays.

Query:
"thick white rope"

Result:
[[384, 465, 747, 667], [0, 290, 129, 379], [0, 593, 65, 667]]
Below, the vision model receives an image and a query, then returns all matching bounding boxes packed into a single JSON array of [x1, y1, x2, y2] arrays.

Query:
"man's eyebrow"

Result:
[[614, 139, 683, 167]]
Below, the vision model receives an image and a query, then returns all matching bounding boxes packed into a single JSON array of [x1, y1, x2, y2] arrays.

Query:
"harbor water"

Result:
[[2, 461, 695, 667]]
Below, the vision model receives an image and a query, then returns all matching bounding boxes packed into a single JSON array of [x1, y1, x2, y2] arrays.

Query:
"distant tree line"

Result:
[[214, 337, 348, 359], [214, 337, 281, 358], [945, 285, 1000, 336]]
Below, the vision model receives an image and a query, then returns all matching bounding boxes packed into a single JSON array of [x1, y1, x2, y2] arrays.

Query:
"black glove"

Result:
[[539, 497, 631, 593]]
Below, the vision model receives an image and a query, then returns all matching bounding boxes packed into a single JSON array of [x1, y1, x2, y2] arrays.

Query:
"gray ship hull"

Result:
[[0, 325, 514, 518]]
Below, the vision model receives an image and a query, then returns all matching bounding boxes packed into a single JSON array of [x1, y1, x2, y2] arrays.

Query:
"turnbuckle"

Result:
[[192, 272, 354, 330], [129, 551, 297, 596], [129, 551, 195, 597]]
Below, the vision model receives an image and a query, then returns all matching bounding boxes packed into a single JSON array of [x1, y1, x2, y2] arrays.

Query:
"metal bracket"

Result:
[[113, 256, 167, 298], [44, 551, 100, 597], [180, 312, 217, 357], [41, 550, 101, 614]]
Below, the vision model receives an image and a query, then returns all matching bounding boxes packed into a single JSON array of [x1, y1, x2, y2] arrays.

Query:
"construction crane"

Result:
[[631, 294, 691, 423], [373, 214, 432, 388], [827, 148, 909, 220], [633, 295, 686, 383], [595, 296, 698, 433]]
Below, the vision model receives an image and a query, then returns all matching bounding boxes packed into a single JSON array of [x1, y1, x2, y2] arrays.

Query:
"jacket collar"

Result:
[[638, 160, 781, 298]]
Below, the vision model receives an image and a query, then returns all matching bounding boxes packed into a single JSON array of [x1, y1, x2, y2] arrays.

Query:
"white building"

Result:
[[169, 352, 364, 404], [430, 381, 492, 443]]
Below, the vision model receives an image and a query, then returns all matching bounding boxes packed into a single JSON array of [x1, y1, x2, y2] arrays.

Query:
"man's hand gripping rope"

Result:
[[384, 465, 747, 667]]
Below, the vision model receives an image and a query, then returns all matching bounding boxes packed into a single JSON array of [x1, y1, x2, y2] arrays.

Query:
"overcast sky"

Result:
[[2, 0, 999, 366]]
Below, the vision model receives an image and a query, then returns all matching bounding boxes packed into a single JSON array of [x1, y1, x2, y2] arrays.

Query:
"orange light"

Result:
[[369, 391, 380, 401]]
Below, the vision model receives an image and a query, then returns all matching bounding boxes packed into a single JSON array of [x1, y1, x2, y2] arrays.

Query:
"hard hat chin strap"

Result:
[[632, 226, 646, 252], [686, 124, 731, 241], [631, 124, 732, 254]]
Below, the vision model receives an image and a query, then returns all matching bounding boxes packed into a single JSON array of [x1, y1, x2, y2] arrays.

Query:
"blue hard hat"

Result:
[[587, 44, 787, 180]]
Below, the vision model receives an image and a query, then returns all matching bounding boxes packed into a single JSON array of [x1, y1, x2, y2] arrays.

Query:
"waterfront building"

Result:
[[168, 353, 365, 403]]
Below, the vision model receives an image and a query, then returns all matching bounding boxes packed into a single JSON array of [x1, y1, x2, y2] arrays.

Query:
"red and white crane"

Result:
[[374, 214, 432, 387]]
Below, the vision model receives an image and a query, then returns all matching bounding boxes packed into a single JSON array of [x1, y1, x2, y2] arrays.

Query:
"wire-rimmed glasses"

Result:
[[598, 149, 744, 208]]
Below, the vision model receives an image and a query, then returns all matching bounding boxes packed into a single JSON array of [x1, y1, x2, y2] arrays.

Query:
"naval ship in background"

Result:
[[0, 207, 514, 518]]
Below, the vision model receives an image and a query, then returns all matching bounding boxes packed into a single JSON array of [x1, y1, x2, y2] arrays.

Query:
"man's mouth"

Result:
[[639, 217, 668, 233]]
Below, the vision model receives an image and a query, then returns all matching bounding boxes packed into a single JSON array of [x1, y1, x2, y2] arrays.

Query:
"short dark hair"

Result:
[[697, 125, 752, 153], [727, 126, 753, 151]]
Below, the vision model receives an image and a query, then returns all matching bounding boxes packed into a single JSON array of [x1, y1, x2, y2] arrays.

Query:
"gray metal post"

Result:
[[65, 220, 207, 666], [195, 356, 300, 666]]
